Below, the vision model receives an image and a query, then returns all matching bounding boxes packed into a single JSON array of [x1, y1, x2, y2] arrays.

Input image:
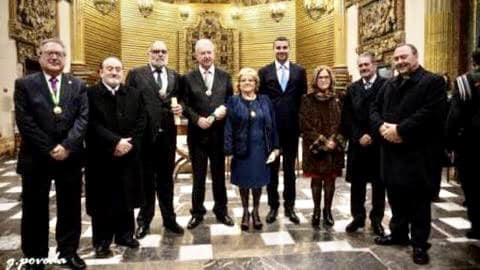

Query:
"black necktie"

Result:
[[155, 68, 162, 89]]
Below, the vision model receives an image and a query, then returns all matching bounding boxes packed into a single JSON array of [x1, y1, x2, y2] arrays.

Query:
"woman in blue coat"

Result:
[[225, 67, 280, 231]]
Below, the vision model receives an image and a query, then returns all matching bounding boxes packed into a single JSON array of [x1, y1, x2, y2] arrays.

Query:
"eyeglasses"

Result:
[[104, 66, 123, 72], [42, 51, 66, 58], [150, 49, 168, 54]]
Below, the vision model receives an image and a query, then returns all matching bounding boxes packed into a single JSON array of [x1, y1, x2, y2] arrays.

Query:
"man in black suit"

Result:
[[370, 44, 447, 265], [14, 38, 87, 270], [182, 38, 234, 229], [342, 52, 386, 236], [126, 40, 184, 237], [258, 36, 307, 224], [85, 56, 146, 258]]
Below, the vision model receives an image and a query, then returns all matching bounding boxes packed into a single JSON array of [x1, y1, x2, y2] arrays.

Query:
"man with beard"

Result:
[[126, 40, 184, 238], [85, 57, 146, 258], [14, 38, 88, 270], [342, 52, 386, 236], [182, 38, 234, 229], [445, 49, 480, 240], [258, 36, 307, 224], [370, 44, 447, 265]]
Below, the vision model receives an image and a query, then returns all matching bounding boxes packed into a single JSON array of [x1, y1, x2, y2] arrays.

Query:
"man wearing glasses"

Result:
[[14, 38, 88, 269], [126, 40, 185, 238]]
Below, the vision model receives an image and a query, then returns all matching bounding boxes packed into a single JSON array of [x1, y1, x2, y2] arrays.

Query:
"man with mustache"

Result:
[[126, 40, 184, 238], [370, 44, 447, 265], [14, 38, 88, 270], [342, 52, 386, 236], [85, 56, 146, 258], [258, 36, 307, 225]]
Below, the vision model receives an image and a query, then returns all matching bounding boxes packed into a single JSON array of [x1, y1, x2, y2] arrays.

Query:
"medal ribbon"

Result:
[[49, 77, 61, 106]]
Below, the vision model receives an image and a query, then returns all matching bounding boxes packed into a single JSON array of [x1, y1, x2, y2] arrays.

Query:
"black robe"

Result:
[[85, 82, 146, 216], [370, 66, 447, 194]]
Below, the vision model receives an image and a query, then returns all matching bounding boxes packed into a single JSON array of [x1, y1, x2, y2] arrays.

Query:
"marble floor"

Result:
[[0, 157, 479, 269]]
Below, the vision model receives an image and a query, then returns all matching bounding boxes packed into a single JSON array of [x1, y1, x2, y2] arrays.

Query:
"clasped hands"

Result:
[[379, 122, 402, 143], [50, 144, 70, 161], [197, 105, 227, 129], [114, 137, 132, 157]]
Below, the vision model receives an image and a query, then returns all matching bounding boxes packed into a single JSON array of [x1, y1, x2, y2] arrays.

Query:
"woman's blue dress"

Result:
[[230, 99, 270, 188]]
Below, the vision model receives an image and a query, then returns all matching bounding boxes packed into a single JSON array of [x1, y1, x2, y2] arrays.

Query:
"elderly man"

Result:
[[370, 44, 447, 265], [14, 38, 88, 270], [258, 36, 307, 224], [445, 49, 480, 240], [85, 56, 146, 258], [342, 52, 386, 236], [126, 40, 184, 238], [182, 38, 234, 229]]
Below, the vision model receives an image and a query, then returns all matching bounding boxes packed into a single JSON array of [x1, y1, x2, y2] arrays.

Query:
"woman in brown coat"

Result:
[[299, 65, 344, 228]]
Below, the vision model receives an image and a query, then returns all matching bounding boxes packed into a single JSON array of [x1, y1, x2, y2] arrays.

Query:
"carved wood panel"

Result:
[[357, 0, 405, 64], [184, 11, 239, 74], [8, 0, 58, 64]]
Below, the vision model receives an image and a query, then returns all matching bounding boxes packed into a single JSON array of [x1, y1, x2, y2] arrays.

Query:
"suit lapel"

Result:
[[165, 68, 175, 97], [270, 63, 283, 94], [35, 73, 54, 108], [193, 68, 207, 91], [141, 65, 159, 94], [59, 73, 72, 107], [211, 68, 222, 93]]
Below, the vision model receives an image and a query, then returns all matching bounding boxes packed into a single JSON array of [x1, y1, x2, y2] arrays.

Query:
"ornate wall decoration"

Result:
[[184, 11, 238, 74], [160, 0, 290, 6], [8, 0, 57, 64], [357, 0, 405, 63]]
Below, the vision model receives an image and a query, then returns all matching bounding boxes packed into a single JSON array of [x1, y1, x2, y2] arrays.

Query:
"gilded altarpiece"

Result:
[[180, 11, 239, 75], [357, 0, 405, 64], [8, 0, 57, 66]]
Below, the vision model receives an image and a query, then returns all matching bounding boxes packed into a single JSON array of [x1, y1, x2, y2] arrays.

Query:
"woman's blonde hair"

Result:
[[236, 67, 260, 93], [311, 65, 335, 92]]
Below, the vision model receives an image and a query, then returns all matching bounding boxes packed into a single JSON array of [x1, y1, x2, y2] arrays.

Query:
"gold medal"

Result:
[[53, 106, 62, 115], [250, 110, 256, 118]]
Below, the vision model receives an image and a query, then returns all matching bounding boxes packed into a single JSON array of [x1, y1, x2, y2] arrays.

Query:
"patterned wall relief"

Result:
[[183, 11, 239, 74], [160, 0, 290, 6], [357, 0, 405, 64], [8, 0, 57, 64]]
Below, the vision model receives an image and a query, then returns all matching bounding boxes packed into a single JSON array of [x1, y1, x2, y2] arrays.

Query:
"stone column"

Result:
[[333, 0, 350, 94], [70, 0, 91, 82], [424, 0, 456, 77]]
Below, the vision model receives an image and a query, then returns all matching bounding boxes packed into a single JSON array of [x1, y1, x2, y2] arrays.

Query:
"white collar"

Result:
[[275, 60, 290, 70], [199, 65, 215, 74], [102, 81, 120, 93], [43, 72, 62, 83], [150, 64, 166, 73], [362, 74, 377, 85]]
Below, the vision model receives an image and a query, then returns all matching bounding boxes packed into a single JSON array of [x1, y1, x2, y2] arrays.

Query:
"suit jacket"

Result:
[[85, 82, 146, 215], [182, 67, 233, 145], [342, 75, 386, 182], [14, 72, 88, 174], [125, 65, 181, 144], [370, 66, 447, 192], [258, 62, 307, 135]]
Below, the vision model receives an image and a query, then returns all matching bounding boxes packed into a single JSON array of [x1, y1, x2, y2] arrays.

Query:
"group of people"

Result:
[[13, 34, 480, 270]]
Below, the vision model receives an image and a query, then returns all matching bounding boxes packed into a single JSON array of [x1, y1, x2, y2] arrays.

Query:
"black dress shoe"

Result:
[[115, 238, 140, 248], [187, 216, 204, 229], [63, 254, 86, 270], [266, 208, 278, 224], [374, 235, 410, 246], [413, 247, 430, 265], [285, 207, 300, 224], [95, 245, 113, 258], [466, 229, 480, 239], [345, 219, 365, 233], [371, 222, 385, 237], [217, 214, 234, 226], [323, 208, 334, 226], [135, 225, 150, 239], [164, 222, 185, 235]]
